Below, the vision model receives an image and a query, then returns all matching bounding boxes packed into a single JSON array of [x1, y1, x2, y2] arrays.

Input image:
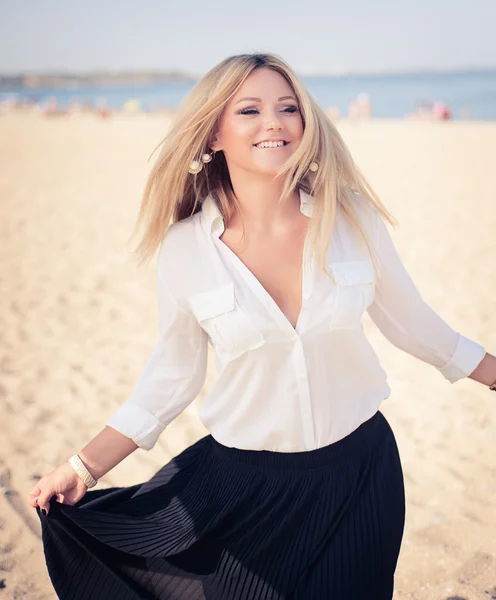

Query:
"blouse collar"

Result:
[[201, 188, 314, 238]]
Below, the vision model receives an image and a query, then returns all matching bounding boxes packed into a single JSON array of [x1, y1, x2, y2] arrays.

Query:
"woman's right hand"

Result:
[[28, 462, 89, 515]]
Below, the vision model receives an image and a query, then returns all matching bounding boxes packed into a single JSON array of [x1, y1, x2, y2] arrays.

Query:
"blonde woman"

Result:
[[28, 53, 495, 600]]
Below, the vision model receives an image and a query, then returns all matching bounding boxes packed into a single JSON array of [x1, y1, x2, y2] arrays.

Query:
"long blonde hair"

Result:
[[130, 52, 398, 277]]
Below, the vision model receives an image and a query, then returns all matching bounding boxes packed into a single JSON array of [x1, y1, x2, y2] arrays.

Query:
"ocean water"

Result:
[[2, 69, 496, 121]]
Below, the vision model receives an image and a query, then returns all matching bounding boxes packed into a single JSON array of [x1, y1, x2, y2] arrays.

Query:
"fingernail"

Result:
[[41, 509, 47, 516]]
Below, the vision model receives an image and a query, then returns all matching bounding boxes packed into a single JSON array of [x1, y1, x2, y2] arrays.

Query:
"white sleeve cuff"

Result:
[[106, 403, 166, 451], [438, 333, 486, 383]]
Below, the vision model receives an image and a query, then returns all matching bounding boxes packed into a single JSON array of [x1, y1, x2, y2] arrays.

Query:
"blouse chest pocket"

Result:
[[327, 259, 375, 330], [187, 282, 265, 362]]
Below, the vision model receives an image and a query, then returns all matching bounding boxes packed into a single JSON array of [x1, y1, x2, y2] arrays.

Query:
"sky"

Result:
[[1, 0, 495, 76]]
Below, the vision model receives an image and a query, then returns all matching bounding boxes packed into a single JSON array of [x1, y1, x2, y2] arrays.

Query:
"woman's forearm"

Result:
[[468, 352, 496, 387], [77, 426, 139, 481]]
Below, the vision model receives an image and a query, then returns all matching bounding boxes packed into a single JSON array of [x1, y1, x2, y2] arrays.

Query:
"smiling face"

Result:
[[210, 68, 304, 178]]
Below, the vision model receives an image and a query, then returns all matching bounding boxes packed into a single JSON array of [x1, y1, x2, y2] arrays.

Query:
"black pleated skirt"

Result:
[[37, 410, 406, 600]]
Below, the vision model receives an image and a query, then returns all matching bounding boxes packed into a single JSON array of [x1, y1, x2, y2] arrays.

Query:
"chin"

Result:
[[251, 161, 288, 178]]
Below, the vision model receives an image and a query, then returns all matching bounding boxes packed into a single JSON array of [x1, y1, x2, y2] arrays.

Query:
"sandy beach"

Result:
[[0, 111, 495, 599]]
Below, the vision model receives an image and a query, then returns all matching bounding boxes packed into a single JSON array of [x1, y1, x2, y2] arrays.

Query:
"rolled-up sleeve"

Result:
[[366, 209, 486, 383], [106, 243, 208, 450]]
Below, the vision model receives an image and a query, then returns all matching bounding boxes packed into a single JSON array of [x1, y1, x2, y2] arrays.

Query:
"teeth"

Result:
[[255, 140, 286, 148]]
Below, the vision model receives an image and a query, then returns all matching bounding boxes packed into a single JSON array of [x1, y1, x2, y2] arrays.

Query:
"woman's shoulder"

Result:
[[159, 211, 204, 254], [350, 190, 380, 221], [336, 189, 380, 237], [156, 211, 208, 290]]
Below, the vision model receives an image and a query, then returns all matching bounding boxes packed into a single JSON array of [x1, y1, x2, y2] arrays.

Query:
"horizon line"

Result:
[[1, 64, 496, 79]]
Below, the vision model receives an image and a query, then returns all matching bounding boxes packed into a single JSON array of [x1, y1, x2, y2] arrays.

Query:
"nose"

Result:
[[264, 110, 284, 131]]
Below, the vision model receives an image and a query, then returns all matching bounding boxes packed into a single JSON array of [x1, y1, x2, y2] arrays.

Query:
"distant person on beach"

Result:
[[412, 99, 433, 119], [28, 52, 496, 600], [41, 96, 70, 117], [327, 104, 341, 121], [96, 96, 111, 119], [432, 101, 452, 120], [408, 99, 452, 121], [348, 92, 372, 120]]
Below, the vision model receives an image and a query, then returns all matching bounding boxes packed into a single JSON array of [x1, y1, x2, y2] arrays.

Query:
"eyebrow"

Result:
[[234, 95, 297, 105]]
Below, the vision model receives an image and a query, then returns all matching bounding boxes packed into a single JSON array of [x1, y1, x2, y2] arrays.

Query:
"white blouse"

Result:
[[106, 189, 486, 452]]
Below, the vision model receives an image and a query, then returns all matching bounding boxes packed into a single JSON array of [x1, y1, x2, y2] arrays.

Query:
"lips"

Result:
[[253, 140, 290, 149]]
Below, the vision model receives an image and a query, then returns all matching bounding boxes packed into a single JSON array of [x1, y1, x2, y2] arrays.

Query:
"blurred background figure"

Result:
[[407, 99, 453, 120], [432, 100, 452, 120], [327, 104, 341, 121], [40, 95, 70, 117], [407, 99, 434, 120], [96, 96, 111, 119], [123, 98, 141, 113], [348, 92, 372, 120]]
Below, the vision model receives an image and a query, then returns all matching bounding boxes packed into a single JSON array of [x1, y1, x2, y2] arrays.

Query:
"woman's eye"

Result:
[[237, 106, 299, 115]]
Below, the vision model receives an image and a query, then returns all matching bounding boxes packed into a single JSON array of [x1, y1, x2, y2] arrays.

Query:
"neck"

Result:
[[227, 169, 301, 234]]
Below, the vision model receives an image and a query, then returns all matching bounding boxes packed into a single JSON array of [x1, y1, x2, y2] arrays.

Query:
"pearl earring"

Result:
[[188, 151, 214, 174], [309, 161, 319, 172], [188, 160, 203, 175]]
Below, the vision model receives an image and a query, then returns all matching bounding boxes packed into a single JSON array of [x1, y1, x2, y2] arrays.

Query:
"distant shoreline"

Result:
[[1, 66, 495, 92], [0, 71, 197, 91]]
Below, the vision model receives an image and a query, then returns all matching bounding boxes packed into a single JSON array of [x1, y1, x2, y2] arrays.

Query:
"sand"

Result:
[[0, 110, 495, 599]]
